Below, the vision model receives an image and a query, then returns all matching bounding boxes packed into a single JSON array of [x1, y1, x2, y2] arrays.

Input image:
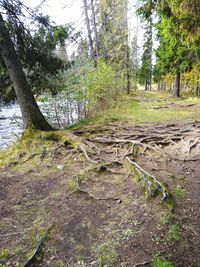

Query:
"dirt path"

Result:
[[0, 97, 200, 267]]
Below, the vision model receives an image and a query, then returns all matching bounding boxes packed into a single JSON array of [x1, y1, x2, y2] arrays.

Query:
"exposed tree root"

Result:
[[133, 260, 151, 267], [77, 144, 99, 164], [23, 224, 52, 267], [125, 157, 174, 209]]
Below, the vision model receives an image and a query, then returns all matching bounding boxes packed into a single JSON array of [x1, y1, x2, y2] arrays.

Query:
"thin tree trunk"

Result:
[[196, 82, 200, 96], [124, 1, 130, 94], [0, 13, 52, 130], [90, 0, 100, 58], [145, 77, 148, 91], [83, 0, 96, 67], [133, 15, 139, 91], [158, 80, 160, 91], [173, 66, 181, 97], [126, 44, 130, 94]]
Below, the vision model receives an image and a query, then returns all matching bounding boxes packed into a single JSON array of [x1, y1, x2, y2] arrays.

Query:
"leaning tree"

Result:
[[0, 0, 71, 130]]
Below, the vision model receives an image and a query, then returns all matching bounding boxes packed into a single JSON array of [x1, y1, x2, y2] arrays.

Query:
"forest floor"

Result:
[[0, 91, 200, 267]]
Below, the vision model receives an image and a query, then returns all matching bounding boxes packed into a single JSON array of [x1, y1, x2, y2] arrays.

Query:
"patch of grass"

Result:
[[0, 248, 10, 260], [54, 260, 66, 267], [66, 180, 79, 192], [167, 224, 181, 241], [151, 255, 173, 267], [159, 211, 173, 227], [69, 91, 200, 131], [173, 186, 185, 199], [95, 241, 118, 267], [123, 228, 135, 240], [50, 192, 62, 200], [14, 246, 22, 255]]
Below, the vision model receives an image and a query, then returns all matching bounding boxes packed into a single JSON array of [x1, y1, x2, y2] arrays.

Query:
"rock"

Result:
[[57, 165, 64, 170]]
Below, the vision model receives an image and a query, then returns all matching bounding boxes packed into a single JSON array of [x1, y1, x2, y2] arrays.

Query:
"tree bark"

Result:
[[0, 13, 52, 130], [173, 66, 181, 97], [83, 0, 97, 67], [90, 0, 100, 58]]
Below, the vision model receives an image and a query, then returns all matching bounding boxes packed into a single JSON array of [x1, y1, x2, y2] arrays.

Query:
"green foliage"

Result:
[[151, 255, 173, 267], [155, 0, 199, 94], [80, 60, 123, 114], [0, 1, 79, 100]]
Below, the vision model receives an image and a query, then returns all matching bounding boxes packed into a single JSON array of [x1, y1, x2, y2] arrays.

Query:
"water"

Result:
[[0, 97, 84, 150], [0, 103, 22, 150]]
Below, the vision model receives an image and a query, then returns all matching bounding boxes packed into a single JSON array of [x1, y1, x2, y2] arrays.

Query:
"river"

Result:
[[0, 103, 22, 150], [0, 97, 82, 150]]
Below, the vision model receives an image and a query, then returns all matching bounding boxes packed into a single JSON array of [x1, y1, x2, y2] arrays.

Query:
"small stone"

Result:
[[116, 199, 122, 204], [57, 165, 64, 170]]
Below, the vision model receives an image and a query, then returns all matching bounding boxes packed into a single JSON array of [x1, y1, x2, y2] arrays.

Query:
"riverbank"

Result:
[[0, 91, 200, 267]]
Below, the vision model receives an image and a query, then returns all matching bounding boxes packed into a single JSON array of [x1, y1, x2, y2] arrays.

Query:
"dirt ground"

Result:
[[0, 98, 200, 267]]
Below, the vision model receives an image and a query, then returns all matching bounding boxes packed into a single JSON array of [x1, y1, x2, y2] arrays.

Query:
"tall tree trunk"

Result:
[[124, 0, 130, 94], [83, 0, 96, 67], [90, 0, 100, 58], [133, 15, 139, 91], [149, 16, 153, 91], [0, 13, 52, 130], [173, 66, 181, 97], [125, 41, 130, 94]]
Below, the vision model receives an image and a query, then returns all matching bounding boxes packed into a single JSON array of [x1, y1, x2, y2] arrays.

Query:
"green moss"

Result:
[[0, 130, 79, 169], [151, 255, 173, 267]]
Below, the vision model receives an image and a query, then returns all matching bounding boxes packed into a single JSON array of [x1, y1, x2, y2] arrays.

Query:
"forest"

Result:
[[0, 0, 200, 266]]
